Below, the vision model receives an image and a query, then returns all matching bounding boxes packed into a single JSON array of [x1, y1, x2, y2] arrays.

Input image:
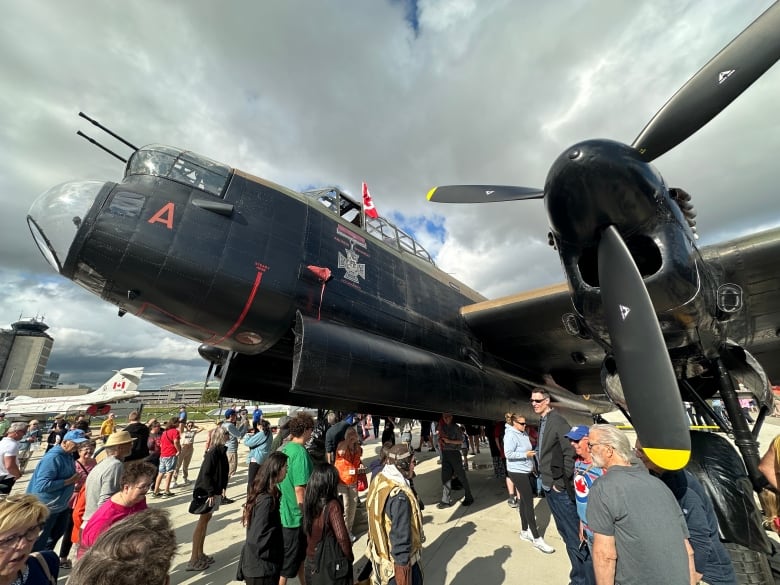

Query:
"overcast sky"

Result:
[[1, 0, 779, 390]]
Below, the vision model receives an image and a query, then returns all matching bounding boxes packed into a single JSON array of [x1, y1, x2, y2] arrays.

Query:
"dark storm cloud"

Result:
[[1, 0, 778, 383]]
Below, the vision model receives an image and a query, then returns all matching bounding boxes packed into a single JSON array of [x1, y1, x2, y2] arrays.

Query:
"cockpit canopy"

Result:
[[302, 187, 434, 265], [125, 144, 231, 197]]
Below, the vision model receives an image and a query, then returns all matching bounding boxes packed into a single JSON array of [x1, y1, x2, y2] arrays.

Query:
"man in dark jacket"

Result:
[[436, 412, 473, 508], [532, 389, 593, 585], [635, 439, 737, 585], [123, 411, 150, 462], [324, 412, 351, 463]]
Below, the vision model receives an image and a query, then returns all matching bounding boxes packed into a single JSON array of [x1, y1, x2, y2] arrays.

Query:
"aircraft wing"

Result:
[[461, 226, 780, 400], [460, 283, 607, 396]]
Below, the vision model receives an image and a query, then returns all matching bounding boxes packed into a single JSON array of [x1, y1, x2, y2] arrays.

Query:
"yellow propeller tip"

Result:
[[426, 187, 437, 201], [642, 447, 690, 471]]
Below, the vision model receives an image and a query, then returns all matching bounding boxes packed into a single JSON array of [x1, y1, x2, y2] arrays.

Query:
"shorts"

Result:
[[159, 456, 177, 474], [280, 526, 306, 578]]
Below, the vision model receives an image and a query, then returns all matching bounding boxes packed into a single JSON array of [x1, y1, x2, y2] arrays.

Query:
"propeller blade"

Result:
[[632, 2, 780, 162], [427, 185, 543, 204], [203, 362, 214, 391], [598, 226, 690, 470]]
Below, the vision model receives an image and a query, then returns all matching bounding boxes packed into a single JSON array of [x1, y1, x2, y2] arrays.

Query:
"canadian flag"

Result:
[[112, 381, 126, 390], [362, 182, 379, 219]]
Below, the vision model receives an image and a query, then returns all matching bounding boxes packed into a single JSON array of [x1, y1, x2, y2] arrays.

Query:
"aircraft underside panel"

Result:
[[289, 312, 595, 424]]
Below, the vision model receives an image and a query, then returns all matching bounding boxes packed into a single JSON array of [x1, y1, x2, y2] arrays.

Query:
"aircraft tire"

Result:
[[723, 541, 773, 585], [687, 431, 777, 585]]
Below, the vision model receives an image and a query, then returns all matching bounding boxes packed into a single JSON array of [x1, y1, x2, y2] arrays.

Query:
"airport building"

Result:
[[0, 317, 54, 392]]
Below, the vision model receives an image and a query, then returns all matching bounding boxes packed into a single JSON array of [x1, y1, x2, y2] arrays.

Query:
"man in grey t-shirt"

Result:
[[586, 424, 694, 585], [82, 431, 134, 525]]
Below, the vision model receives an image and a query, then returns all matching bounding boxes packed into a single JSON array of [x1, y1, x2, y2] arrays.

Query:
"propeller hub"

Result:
[[545, 139, 665, 246]]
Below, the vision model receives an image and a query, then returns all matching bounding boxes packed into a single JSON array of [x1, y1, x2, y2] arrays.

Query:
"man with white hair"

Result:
[[586, 424, 695, 585], [0, 422, 27, 493]]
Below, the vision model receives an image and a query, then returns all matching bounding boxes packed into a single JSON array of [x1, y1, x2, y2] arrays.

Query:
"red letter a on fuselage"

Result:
[[148, 202, 175, 229]]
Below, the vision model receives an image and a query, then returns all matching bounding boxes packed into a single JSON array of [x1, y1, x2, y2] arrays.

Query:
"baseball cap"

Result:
[[564, 425, 590, 441], [63, 429, 89, 444], [224, 408, 236, 418]]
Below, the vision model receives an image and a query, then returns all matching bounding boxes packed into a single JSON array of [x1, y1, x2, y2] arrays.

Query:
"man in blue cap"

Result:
[[324, 412, 352, 464], [565, 425, 604, 553], [27, 428, 87, 551], [221, 408, 247, 503]]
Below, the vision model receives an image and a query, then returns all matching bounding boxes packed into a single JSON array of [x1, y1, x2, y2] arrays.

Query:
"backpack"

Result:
[[305, 502, 352, 585]]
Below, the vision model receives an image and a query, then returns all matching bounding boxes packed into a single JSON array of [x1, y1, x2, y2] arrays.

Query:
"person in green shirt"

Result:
[[279, 412, 314, 585], [0, 413, 10, 438]]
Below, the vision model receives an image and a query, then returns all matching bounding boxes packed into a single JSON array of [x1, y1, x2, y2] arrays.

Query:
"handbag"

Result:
[[308, 502, 352, 585], [356, 470, 368, 492], [188, 489, 214, 515]]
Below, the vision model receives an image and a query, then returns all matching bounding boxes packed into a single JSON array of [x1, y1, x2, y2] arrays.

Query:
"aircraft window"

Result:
[[302, 186, 434, 265], [108, 191, 146, 218], [318, 195, 336, 210], [126, 145, 231, 198], [126, 149, 175, 178]]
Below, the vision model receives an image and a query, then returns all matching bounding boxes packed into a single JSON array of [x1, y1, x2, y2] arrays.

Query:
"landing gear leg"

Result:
[[715, 358, 767, 491]]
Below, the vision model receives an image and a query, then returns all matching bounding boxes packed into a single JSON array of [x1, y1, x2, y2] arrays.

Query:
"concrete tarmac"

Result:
[[15, 411, 780, 584]]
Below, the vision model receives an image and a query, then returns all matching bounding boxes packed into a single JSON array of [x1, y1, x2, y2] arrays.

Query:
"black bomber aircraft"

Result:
[[24, 3, 780, 578]]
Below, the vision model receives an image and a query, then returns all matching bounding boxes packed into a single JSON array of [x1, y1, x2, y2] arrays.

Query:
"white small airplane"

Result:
[[0, 367, 143, 419]]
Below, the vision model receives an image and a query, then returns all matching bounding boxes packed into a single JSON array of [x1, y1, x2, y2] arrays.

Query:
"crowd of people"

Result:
[[3, 397, 778, 585]]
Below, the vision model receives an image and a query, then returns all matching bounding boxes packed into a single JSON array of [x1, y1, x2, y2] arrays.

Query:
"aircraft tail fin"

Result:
[[90, 367, 144, 398]]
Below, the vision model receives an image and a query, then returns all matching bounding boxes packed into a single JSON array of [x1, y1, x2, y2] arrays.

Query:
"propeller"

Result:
[[632, 1, 780, 162], [425, 6, 780, 468], [428, 3, 780, 202], [598, 226, 690, 469], [426, 184, 542, 204]]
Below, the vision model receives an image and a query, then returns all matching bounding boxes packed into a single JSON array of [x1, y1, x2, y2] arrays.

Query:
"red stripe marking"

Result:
[[210, 263, 268, 344]]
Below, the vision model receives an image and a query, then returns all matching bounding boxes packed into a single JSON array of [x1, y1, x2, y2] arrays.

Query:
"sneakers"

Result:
[[519, 529, 534, 542], [150, 491, 161, 499], [533, 537, 555, 554], [170, 482, 178, 488], [222, 496, 235, 504], [436, 501, 452, 509], [507, 497, 518, 508], [162, 491, 175, 498]]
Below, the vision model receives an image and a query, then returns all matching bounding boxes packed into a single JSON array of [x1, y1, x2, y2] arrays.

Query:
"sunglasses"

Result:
[[530, 398, 547, 404]]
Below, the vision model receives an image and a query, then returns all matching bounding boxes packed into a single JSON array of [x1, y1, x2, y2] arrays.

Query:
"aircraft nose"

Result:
[[27, 181, 108, 273]]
